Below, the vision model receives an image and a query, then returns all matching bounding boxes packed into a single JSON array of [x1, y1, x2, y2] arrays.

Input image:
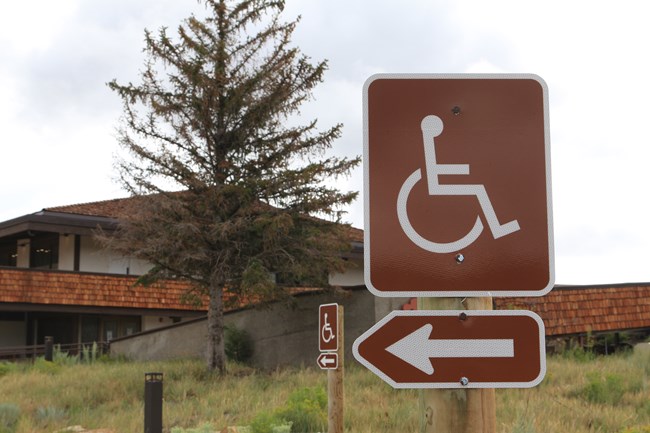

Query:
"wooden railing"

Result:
[[0, 341, 109, 361]]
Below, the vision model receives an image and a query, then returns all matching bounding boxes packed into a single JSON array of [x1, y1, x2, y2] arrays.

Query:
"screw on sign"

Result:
[[363, 74, 554, 297], [353, 310, 546, 389]]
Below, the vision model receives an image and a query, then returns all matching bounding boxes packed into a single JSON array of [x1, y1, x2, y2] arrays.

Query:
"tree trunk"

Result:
[[206, 281, 226, 374]]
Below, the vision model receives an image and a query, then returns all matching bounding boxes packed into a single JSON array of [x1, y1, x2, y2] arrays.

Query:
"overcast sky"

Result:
[[1, 0, 649, 286]]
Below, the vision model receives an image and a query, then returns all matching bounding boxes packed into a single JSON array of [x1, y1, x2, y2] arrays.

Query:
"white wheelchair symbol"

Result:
[[321, 313, 335, 343], [396, 115, 520, 254]]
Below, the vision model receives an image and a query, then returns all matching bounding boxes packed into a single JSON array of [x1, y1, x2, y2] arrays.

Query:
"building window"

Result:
[[0, 241, 17, 267], [30, 234, 59, 270], [81, 316, 100, 344], [103, 317, 141, 341]]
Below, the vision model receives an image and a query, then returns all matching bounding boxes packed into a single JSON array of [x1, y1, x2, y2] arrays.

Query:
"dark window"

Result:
[[122, 318, 140, 336], [81, 316, 101, 344], [0, 241, 17, 267], [30, 234, 59, 269], [103, 317, 141, 341]]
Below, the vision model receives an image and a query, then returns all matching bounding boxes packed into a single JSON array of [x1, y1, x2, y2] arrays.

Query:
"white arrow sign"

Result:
[[317, 352, 338, 369], [353, 310, 546, 388], [385, 324, 514, 375]]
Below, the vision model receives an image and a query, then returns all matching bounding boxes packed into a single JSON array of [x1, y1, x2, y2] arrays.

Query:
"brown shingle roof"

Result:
[[495, 284, 650, 336], [45, 197, 141, 219], [347, 226, 363, 243], [45, 196, 365, 240]]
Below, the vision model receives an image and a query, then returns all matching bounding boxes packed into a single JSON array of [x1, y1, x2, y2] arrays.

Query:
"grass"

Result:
[[0, 348, 648, 433], [497, 348, 650, 433]]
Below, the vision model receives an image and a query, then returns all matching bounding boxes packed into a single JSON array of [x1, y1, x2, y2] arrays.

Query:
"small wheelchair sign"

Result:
[[319, 303, 339, 352], [364, 74, 554, 297]]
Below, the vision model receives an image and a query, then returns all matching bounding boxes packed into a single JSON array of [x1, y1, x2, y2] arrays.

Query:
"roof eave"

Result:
[[0, 211, 118, 238]]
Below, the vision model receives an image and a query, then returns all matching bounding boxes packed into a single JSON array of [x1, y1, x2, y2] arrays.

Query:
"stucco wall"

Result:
[[78, 235, 150, 275], [329, 259, 363, 287], [110, 289, 378, 368], [58, 234, 75, 271], [142, 315, 197, 332]]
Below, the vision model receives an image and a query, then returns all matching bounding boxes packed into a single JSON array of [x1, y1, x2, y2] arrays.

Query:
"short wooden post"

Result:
[[328, 305, 344, 433], [44, 336, 53, 362], [418, 297, 496, 433]]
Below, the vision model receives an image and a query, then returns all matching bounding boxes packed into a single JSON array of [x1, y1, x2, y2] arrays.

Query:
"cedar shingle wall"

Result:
[[495, 285, 650, 336], [0, 268, 207, 311], [5, 265, 649, 337]]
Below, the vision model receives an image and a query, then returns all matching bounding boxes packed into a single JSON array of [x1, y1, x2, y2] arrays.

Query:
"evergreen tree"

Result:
[[105, 0, 359, 373]]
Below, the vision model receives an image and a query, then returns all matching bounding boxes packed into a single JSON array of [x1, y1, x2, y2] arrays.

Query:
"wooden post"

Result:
[[418, 297, 496, 433], [328, 305, 344, 433], [44, 336, 53, 362]]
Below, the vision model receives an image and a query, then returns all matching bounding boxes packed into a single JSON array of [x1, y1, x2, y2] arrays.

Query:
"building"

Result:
[[0, 197, 369, 358], [2, 197, 649, 366], [0, 198, 209, 355]]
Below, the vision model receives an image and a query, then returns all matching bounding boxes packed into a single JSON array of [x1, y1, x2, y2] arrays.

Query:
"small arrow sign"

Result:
[[353, 310, 545, 389], [317, 352, 338, 370]]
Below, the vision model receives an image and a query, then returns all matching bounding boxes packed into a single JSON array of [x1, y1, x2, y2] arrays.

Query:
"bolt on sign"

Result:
[[353, 310, 546, 388], [363, 74, 554, 297]]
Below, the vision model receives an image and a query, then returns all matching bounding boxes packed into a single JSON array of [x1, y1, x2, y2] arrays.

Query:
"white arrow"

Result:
[[321, 356, 336, 366], [317, 353, 338, 369], [385, 324, 515, 375]]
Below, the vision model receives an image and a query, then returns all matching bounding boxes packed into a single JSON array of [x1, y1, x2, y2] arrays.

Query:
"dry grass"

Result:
[[0, 348, 648, 433], [497, 349, 650, 433]]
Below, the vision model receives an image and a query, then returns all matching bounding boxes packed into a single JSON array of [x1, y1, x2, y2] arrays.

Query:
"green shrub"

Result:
[[0, 403, 21, 433], [248, 387, 325, 433], [276, 387, 327, 433], [250, 411, 279, 433], [52, 345, 79, 366], [249, 411, 291, 433], [0, 362, 15, 378], [225, 325, 254, 364], [579, 372, 626, 405], [31, 358, 61, 375], [560, 346, 596, 363]]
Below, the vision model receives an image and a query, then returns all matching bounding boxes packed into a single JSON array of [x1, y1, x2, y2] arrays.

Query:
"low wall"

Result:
[[111, 316, 208, 361], [110, 289, 378, 369]]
